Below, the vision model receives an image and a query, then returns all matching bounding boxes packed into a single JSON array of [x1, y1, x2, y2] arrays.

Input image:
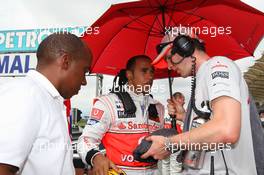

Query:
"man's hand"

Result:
[[90, 154, 121, 175], [140, 135, 170, 160], [167, 99, 186, 121], [0, 163, 18, 175], [167, 99, 177, 115]]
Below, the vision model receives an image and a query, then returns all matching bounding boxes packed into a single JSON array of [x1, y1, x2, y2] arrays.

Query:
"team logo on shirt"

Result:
[[117, 111, 136, 118], [211, 62, 228, 69], [127, 121, 160, 130], [115, 101, 136, 118], [91, 108, 104, 120], [114, 121, 160, 130], [211, 71, 229, 79], [115, 100, 123, 109], [87, 118, 99, 125], [117, 122, 126, 129]]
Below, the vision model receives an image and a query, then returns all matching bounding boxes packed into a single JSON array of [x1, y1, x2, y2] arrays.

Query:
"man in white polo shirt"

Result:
[[0, 33, 92, 175]]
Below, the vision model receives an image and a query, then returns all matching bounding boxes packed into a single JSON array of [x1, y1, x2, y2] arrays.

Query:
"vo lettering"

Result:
[[121, 154, 134, 162]]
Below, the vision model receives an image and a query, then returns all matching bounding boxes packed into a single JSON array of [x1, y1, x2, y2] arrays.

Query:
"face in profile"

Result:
[[174, 94, 185, 106], [61, 49, 92, 99], [165, 51, 192, 78], [127, 58, 154, 94], [260, 112, 264, 120]]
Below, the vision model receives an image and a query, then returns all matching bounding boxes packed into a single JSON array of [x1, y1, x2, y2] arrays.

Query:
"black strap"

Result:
[[147, 93, 158, 119], [113, 92, 159, 119], [85, 149, 100, 166], [210, 156, 214, 175], [148, 104, 158, 119], [221, 150, 229, 175], [183, 100, 192, 132], [113, 92, 136, 115]]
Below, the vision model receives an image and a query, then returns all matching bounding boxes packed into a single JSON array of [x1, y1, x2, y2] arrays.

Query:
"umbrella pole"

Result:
[[162, 7, 177, 132], [168, 70, 177, 132]]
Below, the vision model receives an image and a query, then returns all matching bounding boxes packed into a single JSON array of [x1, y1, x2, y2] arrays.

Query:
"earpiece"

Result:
[[171, 35, 195, 58]]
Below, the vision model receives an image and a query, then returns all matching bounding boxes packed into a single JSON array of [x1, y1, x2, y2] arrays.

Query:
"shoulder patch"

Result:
[[87, 118, 99, 125], [91, 108, 104, 120], [211, 71, 229, 79], [211, 61, 228, 69]]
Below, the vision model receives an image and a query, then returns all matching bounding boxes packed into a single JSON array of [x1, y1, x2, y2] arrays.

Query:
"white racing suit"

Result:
[[77, 91, 165, 175]]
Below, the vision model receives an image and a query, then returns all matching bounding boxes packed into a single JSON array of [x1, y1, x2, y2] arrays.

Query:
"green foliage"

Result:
[[76, 119, 87, 128]]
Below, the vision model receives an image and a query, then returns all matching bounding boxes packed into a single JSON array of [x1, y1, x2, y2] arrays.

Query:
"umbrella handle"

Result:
[[168, 70, 178, 132]]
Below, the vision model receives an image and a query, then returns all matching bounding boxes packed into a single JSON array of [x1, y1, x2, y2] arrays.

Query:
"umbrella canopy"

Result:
[[82, 0, 264, 79]]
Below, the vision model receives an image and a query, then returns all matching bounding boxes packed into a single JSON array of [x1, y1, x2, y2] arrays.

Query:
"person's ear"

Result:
[[126, 70, 133, 81], [60, 53, 71, 70]]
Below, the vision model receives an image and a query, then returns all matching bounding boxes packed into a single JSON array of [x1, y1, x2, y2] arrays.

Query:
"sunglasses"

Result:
[[156, 39, 186, 66], [156, 41, 173, 54]]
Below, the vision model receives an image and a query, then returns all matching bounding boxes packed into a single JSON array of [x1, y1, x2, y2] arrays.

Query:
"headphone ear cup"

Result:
[[171, 35, 195, 57]]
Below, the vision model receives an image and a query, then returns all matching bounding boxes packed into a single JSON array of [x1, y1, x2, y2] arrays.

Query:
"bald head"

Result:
[[36, 33, 92, 67], [173, 92, 184, 99], [173, 92, 185, 106]]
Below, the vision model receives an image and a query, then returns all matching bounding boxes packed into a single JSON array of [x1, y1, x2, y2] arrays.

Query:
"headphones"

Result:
[[171, 35, 195, 58]]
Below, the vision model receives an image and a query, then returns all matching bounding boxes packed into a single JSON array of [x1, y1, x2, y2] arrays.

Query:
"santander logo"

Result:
[[128, 121, 160, 130], [116, 121, 160, 130], [117, 122, 126, 129]]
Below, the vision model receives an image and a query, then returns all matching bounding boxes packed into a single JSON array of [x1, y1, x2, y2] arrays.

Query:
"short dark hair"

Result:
[[193, 38, 206, 52], [173, 92, 184, 99], [36, 33, 88, 65], [111, 55, 152, 91], [259, 109, 264, 115], [126, 55, 152, 71]]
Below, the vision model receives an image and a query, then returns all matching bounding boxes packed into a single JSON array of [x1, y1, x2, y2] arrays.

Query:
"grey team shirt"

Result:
[[183, 56, 257, 175]]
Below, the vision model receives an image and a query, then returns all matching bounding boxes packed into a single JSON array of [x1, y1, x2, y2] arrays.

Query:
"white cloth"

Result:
[[183, 56, 257, 175], [0, 70, 75, 175], [78, 91, 165, 175]]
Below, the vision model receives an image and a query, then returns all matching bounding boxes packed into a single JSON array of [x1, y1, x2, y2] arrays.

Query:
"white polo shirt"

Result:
[[0, 70, 75, 175]]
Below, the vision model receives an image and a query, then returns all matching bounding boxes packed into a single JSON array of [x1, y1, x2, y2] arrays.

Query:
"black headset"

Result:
[[171, 35, 195, 58]]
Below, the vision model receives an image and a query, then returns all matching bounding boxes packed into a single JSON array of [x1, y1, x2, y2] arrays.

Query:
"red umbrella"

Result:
[[82, 0, 264, 79]]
